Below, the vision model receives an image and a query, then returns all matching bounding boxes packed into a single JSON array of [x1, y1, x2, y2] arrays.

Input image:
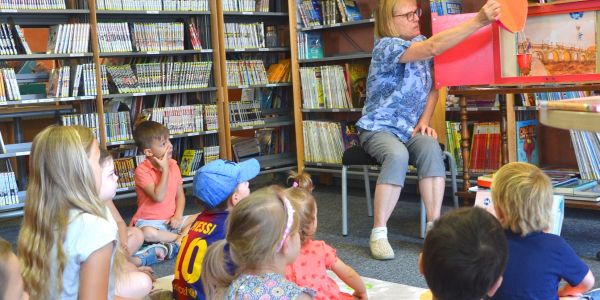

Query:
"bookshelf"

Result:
[[216, 0, 297, 173], [287, 0, 377, 171], [0, 0, 228, 218]]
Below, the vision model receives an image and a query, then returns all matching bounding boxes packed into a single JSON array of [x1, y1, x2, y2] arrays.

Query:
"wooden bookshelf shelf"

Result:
[[298, 52, 372, 63], [227, 82, 292, 89], [223, 11, 288, 17], [0, 52, 92, 61], [446, 106, 500, 112], [96, 10, 211, 15], [106, 130, 218, 147], [297, 18, 375, 32], [254, 153, 297, 172], [225, 47, 290, 53], [0, 95, 96, 106], [169, 130, 219, 139], [0, 9, 90, 14], [98, 49, 212, 58], [229, 119, 294, 132], [301, 108, 363, 112], [103, 87, 217, 99], [0, 142, 32, 159]]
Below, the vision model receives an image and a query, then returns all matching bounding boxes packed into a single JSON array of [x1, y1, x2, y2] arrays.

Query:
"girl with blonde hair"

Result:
[[285, 172, 367, 300], [17, 125, 118, 299], [201, 185, 315, 300]]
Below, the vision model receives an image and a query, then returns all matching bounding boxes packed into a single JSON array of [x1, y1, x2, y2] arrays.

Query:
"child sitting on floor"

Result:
[[98, 149, 154, 299], [201, 185, 315, 300], [172, 158, 260, 300], [489, 162, 595, 300], [420, 207, 507, 300], [284, 172, 367, 300], [0, 237, 29, 300], [131, 121, 198, 258]]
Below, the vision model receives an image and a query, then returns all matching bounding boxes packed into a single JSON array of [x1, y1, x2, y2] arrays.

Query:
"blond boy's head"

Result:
[[491, 162, 553, 236]]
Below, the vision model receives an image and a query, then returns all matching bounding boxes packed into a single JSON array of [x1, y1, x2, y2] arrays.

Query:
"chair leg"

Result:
[[443, 151, 459, 208], [342, 165, 348, 236], [420, 200, 426, 239], [363, 165, 373, 217]]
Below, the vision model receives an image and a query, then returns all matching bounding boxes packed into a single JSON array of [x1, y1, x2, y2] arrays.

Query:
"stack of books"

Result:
[[553, 178, 600, 202]]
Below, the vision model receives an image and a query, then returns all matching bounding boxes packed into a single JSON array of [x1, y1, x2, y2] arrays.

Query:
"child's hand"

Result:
[[168, 215, 182, 230], [138, 266, 156, 282], [152, 144, 173, 171], [353, 290, 368, 300]]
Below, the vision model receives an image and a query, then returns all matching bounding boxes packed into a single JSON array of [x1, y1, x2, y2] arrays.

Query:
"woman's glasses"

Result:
[[393, 7, 422, 22]]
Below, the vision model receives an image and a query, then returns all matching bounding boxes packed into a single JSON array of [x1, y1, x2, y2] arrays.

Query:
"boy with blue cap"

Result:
[[172, 158, 260, 300]]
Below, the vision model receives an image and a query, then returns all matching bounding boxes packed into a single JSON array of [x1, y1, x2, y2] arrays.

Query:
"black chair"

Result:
[[340, 144, 459, 238]]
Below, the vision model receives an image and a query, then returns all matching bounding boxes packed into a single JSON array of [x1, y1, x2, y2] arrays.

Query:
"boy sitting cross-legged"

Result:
[[172, 158, 260, 300], [131, 121, 198, 264]]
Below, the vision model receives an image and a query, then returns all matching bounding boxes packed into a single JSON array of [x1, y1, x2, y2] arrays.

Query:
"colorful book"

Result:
[[553, 178, 598, 195], [515, 119, 539, 165]]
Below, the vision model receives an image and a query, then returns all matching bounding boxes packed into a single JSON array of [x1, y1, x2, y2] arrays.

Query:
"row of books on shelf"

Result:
[[226, 60, 268, 86], [297, 32, 323, 59], [97, 0, 209, 11], [47, 23, 90, 54], [445, 121, 501, 173], [300, 65, 351, 109], [514, 91, 590, 107], [179, 146, 220, 176], [61, 112, 133, 143], [105, 61, 212, 94], [570, 131, 600, 181], [143, 104, 219, 134], [222, 0, 271, 12], [296, 0, 362, 27], [229, 101, 264, 128], [0, 24, 31, 55], [224, 22, 267, 50], [300, 61, 368, 108], [114, 157, 136, 189], [51, 63, 109, 98], [98, 22, 187, 53], [302, 120, 358, 164], [0, 0, 66, 10], [0, 68, 20, 102]]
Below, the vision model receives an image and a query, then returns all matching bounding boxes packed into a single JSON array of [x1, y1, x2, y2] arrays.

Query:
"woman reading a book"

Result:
[[356, 0, 500, 260]]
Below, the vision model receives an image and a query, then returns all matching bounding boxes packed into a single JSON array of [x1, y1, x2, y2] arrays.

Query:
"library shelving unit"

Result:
[[216, 0, 297, 174], [0, 2, 95, 218], [0, 0, 227, 218], [93, 0, 226, 197], [287, 0, 376, 172], [434, 0, 600, 207]]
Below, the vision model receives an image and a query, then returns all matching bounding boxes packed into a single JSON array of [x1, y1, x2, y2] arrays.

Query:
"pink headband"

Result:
[[292, 181, 299, 188], [276, 196, 295, 252]]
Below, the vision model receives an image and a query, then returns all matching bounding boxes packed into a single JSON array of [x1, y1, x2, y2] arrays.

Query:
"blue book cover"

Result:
[[343, 0, 362, 21], [305, 32, 323, 59], [516, 119, 539, 165]]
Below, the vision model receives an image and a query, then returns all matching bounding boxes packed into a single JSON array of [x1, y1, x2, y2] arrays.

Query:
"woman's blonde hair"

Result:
[[202, 185, 300, 299], [17, 125, 107, 298], [376, 0, 404, 38], [491, 162, 554, 236], [286, 171, 316, 244]]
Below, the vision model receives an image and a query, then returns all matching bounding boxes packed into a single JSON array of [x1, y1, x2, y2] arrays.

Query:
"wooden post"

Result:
[[88, 0, 106, 149], [287, 0, 305, 172]]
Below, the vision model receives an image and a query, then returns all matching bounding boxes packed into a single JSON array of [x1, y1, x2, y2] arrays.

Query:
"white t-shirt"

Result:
[[49, 206, 118, 299]]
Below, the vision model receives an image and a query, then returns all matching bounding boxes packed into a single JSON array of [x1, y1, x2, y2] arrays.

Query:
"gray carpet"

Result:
[[2, 174, 600, 290]]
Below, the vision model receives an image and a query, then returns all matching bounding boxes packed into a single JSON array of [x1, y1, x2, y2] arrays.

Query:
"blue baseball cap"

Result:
[[193, 159, 260, 208]]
